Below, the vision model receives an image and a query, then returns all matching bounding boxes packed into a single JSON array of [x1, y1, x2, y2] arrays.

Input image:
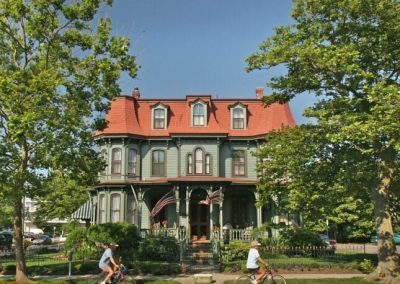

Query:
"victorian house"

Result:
[[88, 87, 296, 241]]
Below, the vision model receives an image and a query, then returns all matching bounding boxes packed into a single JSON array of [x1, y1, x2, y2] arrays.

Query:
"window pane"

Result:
[[195, 148, 203, 174], [110, 194, 120, 223], [112, 148, 122, 174], [187, 154, 193, 174], [154, 109, 165, 129], [100, 149, 107, 175], [205, 154, 210, 174], [128, 149, 137, 175], [233, 109, 244, 129], [233, 150, 246, 176], [99, 195, 106, 224], [152, 150, 165, 176], [127, 195, 136, 224], [193, 104, 205, 125]]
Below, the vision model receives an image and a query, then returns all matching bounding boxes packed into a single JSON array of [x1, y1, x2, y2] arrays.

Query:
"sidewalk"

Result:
[[146, 272, 366, 283], [0, 272, 366, 283]]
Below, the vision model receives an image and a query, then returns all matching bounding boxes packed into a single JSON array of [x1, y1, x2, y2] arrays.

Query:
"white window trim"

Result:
[[191, 100, 208, 127], [230, 104, 247, 130], [151, 103, 168, 129], [110, 193, 121, 223]]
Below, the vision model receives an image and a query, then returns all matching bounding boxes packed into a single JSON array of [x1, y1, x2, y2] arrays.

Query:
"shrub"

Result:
[[359, 258, 375, 273], [65, 222, 140, 262], [75, 261, 98, 273], [135, 261, 181, 275], [279, 228, 324, 247], [220, 240, 249, 263], [137, 236, 179, 262]]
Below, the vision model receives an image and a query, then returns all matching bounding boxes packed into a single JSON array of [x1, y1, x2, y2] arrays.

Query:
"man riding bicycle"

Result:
[[99, 242, 119, 284], [246, 240, 268, 284]]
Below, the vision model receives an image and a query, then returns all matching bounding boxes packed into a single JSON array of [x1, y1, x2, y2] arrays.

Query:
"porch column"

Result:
[[219, 187, 224, 239], [186, 186, 190, 235], [209, 187, 213, 236], [137, 188, 143, 230], [255, 191, 262, 228], [175, 186, 180, 239]]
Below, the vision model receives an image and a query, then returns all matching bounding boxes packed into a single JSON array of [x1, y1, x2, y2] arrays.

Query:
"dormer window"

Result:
[[192, 102, 207, 126], [151, 103, 168, 129], [230, 103, 247, 129]]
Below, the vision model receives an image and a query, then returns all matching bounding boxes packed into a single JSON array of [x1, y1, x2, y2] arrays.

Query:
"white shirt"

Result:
[[99, 248, 112, 265], [246, 248, 260, 269]]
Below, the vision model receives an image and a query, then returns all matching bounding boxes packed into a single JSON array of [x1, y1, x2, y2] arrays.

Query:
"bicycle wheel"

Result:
[[234, 275, 253, 284], [263, 274, 286, 284]]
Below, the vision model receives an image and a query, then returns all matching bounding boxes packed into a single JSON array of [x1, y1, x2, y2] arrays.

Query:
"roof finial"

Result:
[[132, 87, 141, 99]]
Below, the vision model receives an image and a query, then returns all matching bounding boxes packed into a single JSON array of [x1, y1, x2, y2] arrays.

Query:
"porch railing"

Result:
[[228, 229, 252, 242], [140, 228, 177, 238]]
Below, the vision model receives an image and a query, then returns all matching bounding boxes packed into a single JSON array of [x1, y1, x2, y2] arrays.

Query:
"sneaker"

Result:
[[99, 282, 105, 284], [252, 280, 258, 284]]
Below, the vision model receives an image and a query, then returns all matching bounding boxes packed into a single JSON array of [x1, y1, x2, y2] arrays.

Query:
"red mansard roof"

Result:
[[95, 94, 296, 138]]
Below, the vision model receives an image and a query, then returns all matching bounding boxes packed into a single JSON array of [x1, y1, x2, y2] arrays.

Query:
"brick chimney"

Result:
[[132, 87, 140, 99], [255, 87, 264, 99]]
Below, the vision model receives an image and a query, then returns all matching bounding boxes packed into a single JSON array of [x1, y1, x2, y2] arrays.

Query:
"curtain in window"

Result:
[[154, 108, 165, 129], [187, 154, 193, 174], [127, 194, 136, 224], [152, 150, 165, 176], [110, 194, 120, 223], [193, 104, 205, 125], [195, 148, 203, 174], [205, 154, 211, 174], [233, 108, 244, 129], [111, 148, 122, 174], [128, 149, 137, 175], [233, 150, 245, 176]]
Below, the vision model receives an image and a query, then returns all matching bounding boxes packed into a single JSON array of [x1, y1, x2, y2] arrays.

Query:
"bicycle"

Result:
[[234, 267, 286, 284], [91, 264, 136, 284]]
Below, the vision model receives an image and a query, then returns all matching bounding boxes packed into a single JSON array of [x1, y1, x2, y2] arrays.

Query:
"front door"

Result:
[[190, 191, 209, 240]]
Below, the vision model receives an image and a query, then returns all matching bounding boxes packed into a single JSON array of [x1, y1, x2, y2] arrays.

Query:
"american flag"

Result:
[[150, 191, 176, 218], [198, 189, 221, 205]]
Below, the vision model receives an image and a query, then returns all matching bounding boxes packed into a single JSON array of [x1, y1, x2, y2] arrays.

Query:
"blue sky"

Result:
[[100, 0, 313, 124]]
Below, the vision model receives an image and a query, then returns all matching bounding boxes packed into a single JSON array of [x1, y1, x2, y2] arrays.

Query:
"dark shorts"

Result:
[[247, 267, 260, 273]]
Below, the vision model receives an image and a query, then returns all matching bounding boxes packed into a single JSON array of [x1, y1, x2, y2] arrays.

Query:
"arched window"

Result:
[[100, 149, 107, 175], [99, 194, 106, 224], [110, 193, 121, 223], [152, 150, 165, 176], [195, 148, 203, 174], [128, 148, 137, 175], [111, 148, 122, 174], [233, 150, 246, 176], [153, 108, 166, 129], [193, 103, 205, 126], [187, 154, 193, 174], [233, 108, 245, 129]]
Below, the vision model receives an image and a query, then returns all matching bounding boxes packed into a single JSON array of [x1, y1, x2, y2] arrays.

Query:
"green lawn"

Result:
[[224, 278, 370, 284], [0, 280, 180, 284]]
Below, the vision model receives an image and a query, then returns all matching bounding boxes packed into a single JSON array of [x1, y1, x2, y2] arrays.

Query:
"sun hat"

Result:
[[251, 240, 261, 247], [109, 242, 119, 247]]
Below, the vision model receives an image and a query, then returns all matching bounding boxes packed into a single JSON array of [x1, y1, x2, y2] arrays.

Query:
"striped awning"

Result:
[[71, 199, 92, 220]]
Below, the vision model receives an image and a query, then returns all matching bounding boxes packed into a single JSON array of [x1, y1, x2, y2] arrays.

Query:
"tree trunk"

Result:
[[366, 149, 400, 283], [13, 196, 31, 283]]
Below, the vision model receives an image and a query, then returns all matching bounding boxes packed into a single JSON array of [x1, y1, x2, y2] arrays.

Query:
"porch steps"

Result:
[[184, 241, 220, 272]]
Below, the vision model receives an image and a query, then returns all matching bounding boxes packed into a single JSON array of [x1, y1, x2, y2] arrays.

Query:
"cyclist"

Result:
[[246, 240, 268, 284], [99, 242, 119, 284]]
